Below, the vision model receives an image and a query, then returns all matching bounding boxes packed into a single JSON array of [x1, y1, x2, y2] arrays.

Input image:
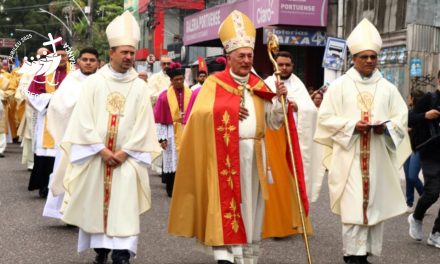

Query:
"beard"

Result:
[[280, 74, 290, 80]]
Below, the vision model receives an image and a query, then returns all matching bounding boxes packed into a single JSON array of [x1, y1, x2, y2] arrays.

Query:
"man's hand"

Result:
[[275, 80, 287, 102], [355, 120, 370, 134], [288, 100, 298, 112], [239, 106, 249, 121], [113, 150, 128, 166], [425, 109, 440, 120], [160, 140, 168, 150], [100, 148, 120, 167]]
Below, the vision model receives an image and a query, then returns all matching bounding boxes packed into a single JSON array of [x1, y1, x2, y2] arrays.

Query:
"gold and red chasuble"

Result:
[[167, 70, 275, 246], [103, 113, 119, 233]]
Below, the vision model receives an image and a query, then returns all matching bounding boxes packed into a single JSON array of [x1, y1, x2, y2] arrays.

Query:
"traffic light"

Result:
[[10, 32, 14, 37]]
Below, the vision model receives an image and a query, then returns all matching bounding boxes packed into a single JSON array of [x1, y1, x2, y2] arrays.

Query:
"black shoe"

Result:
[[344, 256, 363, 264], [93, 252, 109, 264], [0, 153, 4, 158], [113, 260, 130, 264], [38, 187, 49, 198], [360, 255, 372, 264], [218, 261, 233, 264]]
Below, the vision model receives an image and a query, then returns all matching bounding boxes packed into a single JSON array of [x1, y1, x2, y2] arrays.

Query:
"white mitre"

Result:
[[106, 11, 140, 49], [346, 18, 382, 55]]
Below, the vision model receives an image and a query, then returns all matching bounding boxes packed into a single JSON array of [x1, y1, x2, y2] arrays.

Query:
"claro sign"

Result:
[[255, 0, 276, 25]]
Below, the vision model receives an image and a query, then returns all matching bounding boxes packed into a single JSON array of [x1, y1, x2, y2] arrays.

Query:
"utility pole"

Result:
[[147, 0, 156, 61], [87, 0, 94, 45]]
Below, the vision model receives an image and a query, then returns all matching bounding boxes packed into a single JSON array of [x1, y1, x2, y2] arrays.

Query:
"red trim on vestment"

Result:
[[213, 81, 247, 244], [360, 111, 370, 225], [285, 104, 309, 215], [103, 114, 119, 233]]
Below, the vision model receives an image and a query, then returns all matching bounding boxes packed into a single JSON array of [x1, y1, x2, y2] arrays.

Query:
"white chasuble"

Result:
[[60, 65, 161, 237], [314, 68, 410, 226]]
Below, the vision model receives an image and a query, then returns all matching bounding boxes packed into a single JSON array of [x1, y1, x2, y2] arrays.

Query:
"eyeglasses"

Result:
[[80, 58, 98, 63], [161, 62, 171, 65], [356, 55, 377, 60]]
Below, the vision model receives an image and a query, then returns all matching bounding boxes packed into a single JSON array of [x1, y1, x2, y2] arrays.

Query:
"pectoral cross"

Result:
[[238, 84, 251, 108]]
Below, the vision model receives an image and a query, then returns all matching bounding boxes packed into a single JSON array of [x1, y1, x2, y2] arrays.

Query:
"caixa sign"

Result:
[[263, 27, 326, 47]]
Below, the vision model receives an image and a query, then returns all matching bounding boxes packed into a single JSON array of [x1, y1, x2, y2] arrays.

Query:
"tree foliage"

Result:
[[0, 0, 66, 57], [72, 0, 124, 62], [0, 0, 124, 62]]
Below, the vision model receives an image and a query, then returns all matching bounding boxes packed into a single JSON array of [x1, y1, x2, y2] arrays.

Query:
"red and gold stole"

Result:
[[103, 114, 119, 233], [357, 90, 374, 225], [210, 71, 273, 244]]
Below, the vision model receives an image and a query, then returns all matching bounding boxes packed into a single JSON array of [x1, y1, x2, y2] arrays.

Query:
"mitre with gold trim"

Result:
[[347, 18, 382, 55], [106, 11, 140, 49], [218, 10, 256, 53]]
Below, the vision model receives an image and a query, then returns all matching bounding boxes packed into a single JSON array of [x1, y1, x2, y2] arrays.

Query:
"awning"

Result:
[[183, 0, 328, 46]]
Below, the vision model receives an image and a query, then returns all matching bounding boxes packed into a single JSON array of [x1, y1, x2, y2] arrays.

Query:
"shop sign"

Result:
[[183, 0, 328, 45], [409, 57, 422, 78], [322, 37, 346, 71], [263, 27, 326, 47]]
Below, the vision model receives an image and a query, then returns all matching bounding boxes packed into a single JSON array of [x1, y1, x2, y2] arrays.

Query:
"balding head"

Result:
[[36, 48, 50, 56]]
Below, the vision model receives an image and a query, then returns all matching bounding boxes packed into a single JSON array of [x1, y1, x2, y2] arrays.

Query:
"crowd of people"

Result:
[[1, 9, 440, 264]]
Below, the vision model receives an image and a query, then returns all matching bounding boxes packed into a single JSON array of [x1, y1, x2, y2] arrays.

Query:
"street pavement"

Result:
[[0, 143, 439, 263]]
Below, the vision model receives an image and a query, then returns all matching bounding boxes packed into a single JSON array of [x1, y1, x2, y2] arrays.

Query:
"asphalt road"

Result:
[[0, 143, 439, 263]]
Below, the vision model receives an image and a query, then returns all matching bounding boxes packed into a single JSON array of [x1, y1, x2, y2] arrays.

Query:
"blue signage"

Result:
[[409, 58, 422, 78], [263, 27, 326, 47], [322, 37, 347, 71]]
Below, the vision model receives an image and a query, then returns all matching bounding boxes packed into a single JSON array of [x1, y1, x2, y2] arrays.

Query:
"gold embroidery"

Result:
[[357, 92, 374, 112], [210, 76, 265, 96], [220, 155, 237, 189], [106, 92, 125, 115], [223, 198, 241, 233], [217, 111, 236, 147]]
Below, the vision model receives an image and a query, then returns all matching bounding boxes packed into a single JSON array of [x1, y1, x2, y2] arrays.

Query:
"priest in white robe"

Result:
[[15, 48, 50, 170], [147, 55, 171, 105], [26, 46, 70, 198], [314, 18, 410, 264], [60, 11, 160, 264], [43, 47, 99, 219], [265, 51, 324, 203], [16, 70, 36, 169]]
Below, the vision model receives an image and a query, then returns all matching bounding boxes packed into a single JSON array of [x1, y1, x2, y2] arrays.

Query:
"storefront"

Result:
[[183, 0, 329, 88]]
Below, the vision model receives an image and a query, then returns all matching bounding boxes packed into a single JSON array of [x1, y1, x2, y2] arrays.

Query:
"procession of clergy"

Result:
[[0, 8, 417, 264]]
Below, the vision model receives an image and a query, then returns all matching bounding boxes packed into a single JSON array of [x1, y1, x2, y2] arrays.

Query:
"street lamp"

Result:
[[38, 8, 72, 36], [15, 29, 49, 40]]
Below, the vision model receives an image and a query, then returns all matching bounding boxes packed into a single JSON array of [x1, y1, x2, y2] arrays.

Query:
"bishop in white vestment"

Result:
[[314, 19, 410, 263]]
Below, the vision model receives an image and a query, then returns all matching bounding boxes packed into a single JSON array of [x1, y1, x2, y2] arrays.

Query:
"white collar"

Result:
[[107, 64, 130, 80], [74, 69, 92, 81], [230, 69, 249, 85]]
